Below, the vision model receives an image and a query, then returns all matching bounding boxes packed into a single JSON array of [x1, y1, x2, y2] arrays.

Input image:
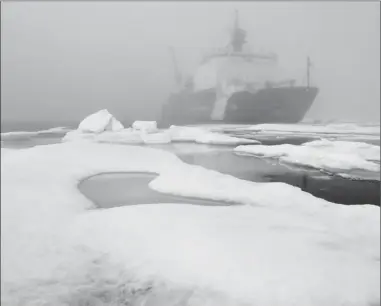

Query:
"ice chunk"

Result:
[[78, 109, 124, 133], [132, 121, 158, 133]]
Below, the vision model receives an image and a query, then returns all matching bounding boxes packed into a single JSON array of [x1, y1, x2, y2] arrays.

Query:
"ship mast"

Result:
[[230, 10, 247, 52], [307, 56, 311, 88]]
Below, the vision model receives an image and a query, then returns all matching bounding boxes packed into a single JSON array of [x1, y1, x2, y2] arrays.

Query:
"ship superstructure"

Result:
[[161, 11, 319, 126]]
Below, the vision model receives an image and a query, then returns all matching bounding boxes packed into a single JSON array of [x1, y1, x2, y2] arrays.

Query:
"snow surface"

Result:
[[78, 109, 124, 133], [1, 142, 379, 306], [235, 139, 380, 177]]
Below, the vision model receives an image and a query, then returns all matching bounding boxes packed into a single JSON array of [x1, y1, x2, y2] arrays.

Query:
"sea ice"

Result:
[[235, 139, 380, 176], [1, 142, 379, 306]]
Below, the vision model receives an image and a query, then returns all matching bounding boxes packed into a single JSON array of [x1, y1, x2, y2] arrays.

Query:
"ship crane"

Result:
[[307, 56, 312, 88], [168, 46, 182, 89]]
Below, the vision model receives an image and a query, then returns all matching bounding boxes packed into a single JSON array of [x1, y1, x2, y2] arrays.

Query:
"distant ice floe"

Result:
[[62, 110, 260, 146], [1, 142, 379, 306], [185, 122, 380, 145], [235, 139, 380, 179], [1, 126, 71, 139], [247, 123, 380, 136]]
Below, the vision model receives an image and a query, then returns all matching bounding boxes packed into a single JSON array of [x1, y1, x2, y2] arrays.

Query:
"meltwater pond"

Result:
[[79, 172, 235, 208]]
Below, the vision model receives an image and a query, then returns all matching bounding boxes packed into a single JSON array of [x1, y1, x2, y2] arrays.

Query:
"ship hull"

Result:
[[161, 86, 319, 126]]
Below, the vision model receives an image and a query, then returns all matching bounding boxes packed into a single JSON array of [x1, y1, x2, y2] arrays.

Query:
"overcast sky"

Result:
[[1, 1, 380, 124]]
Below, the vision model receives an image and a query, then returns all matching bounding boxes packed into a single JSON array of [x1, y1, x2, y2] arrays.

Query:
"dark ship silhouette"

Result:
[[161, 11, 319, 126]]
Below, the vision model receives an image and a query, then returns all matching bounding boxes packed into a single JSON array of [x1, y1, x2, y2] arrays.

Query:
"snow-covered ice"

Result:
[[78, 109, 124, 133], [1, 142, 379, 306], [235, 139, 380, 177]]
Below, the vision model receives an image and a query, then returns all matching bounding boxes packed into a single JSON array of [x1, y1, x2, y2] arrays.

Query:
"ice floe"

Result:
[[1, 127, 71, 139], [1, 142, 379, 306], [235, 139, 380, 178]]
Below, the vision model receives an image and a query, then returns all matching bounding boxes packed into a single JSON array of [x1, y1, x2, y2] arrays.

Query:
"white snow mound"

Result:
[[78, 109, 124, 133]]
